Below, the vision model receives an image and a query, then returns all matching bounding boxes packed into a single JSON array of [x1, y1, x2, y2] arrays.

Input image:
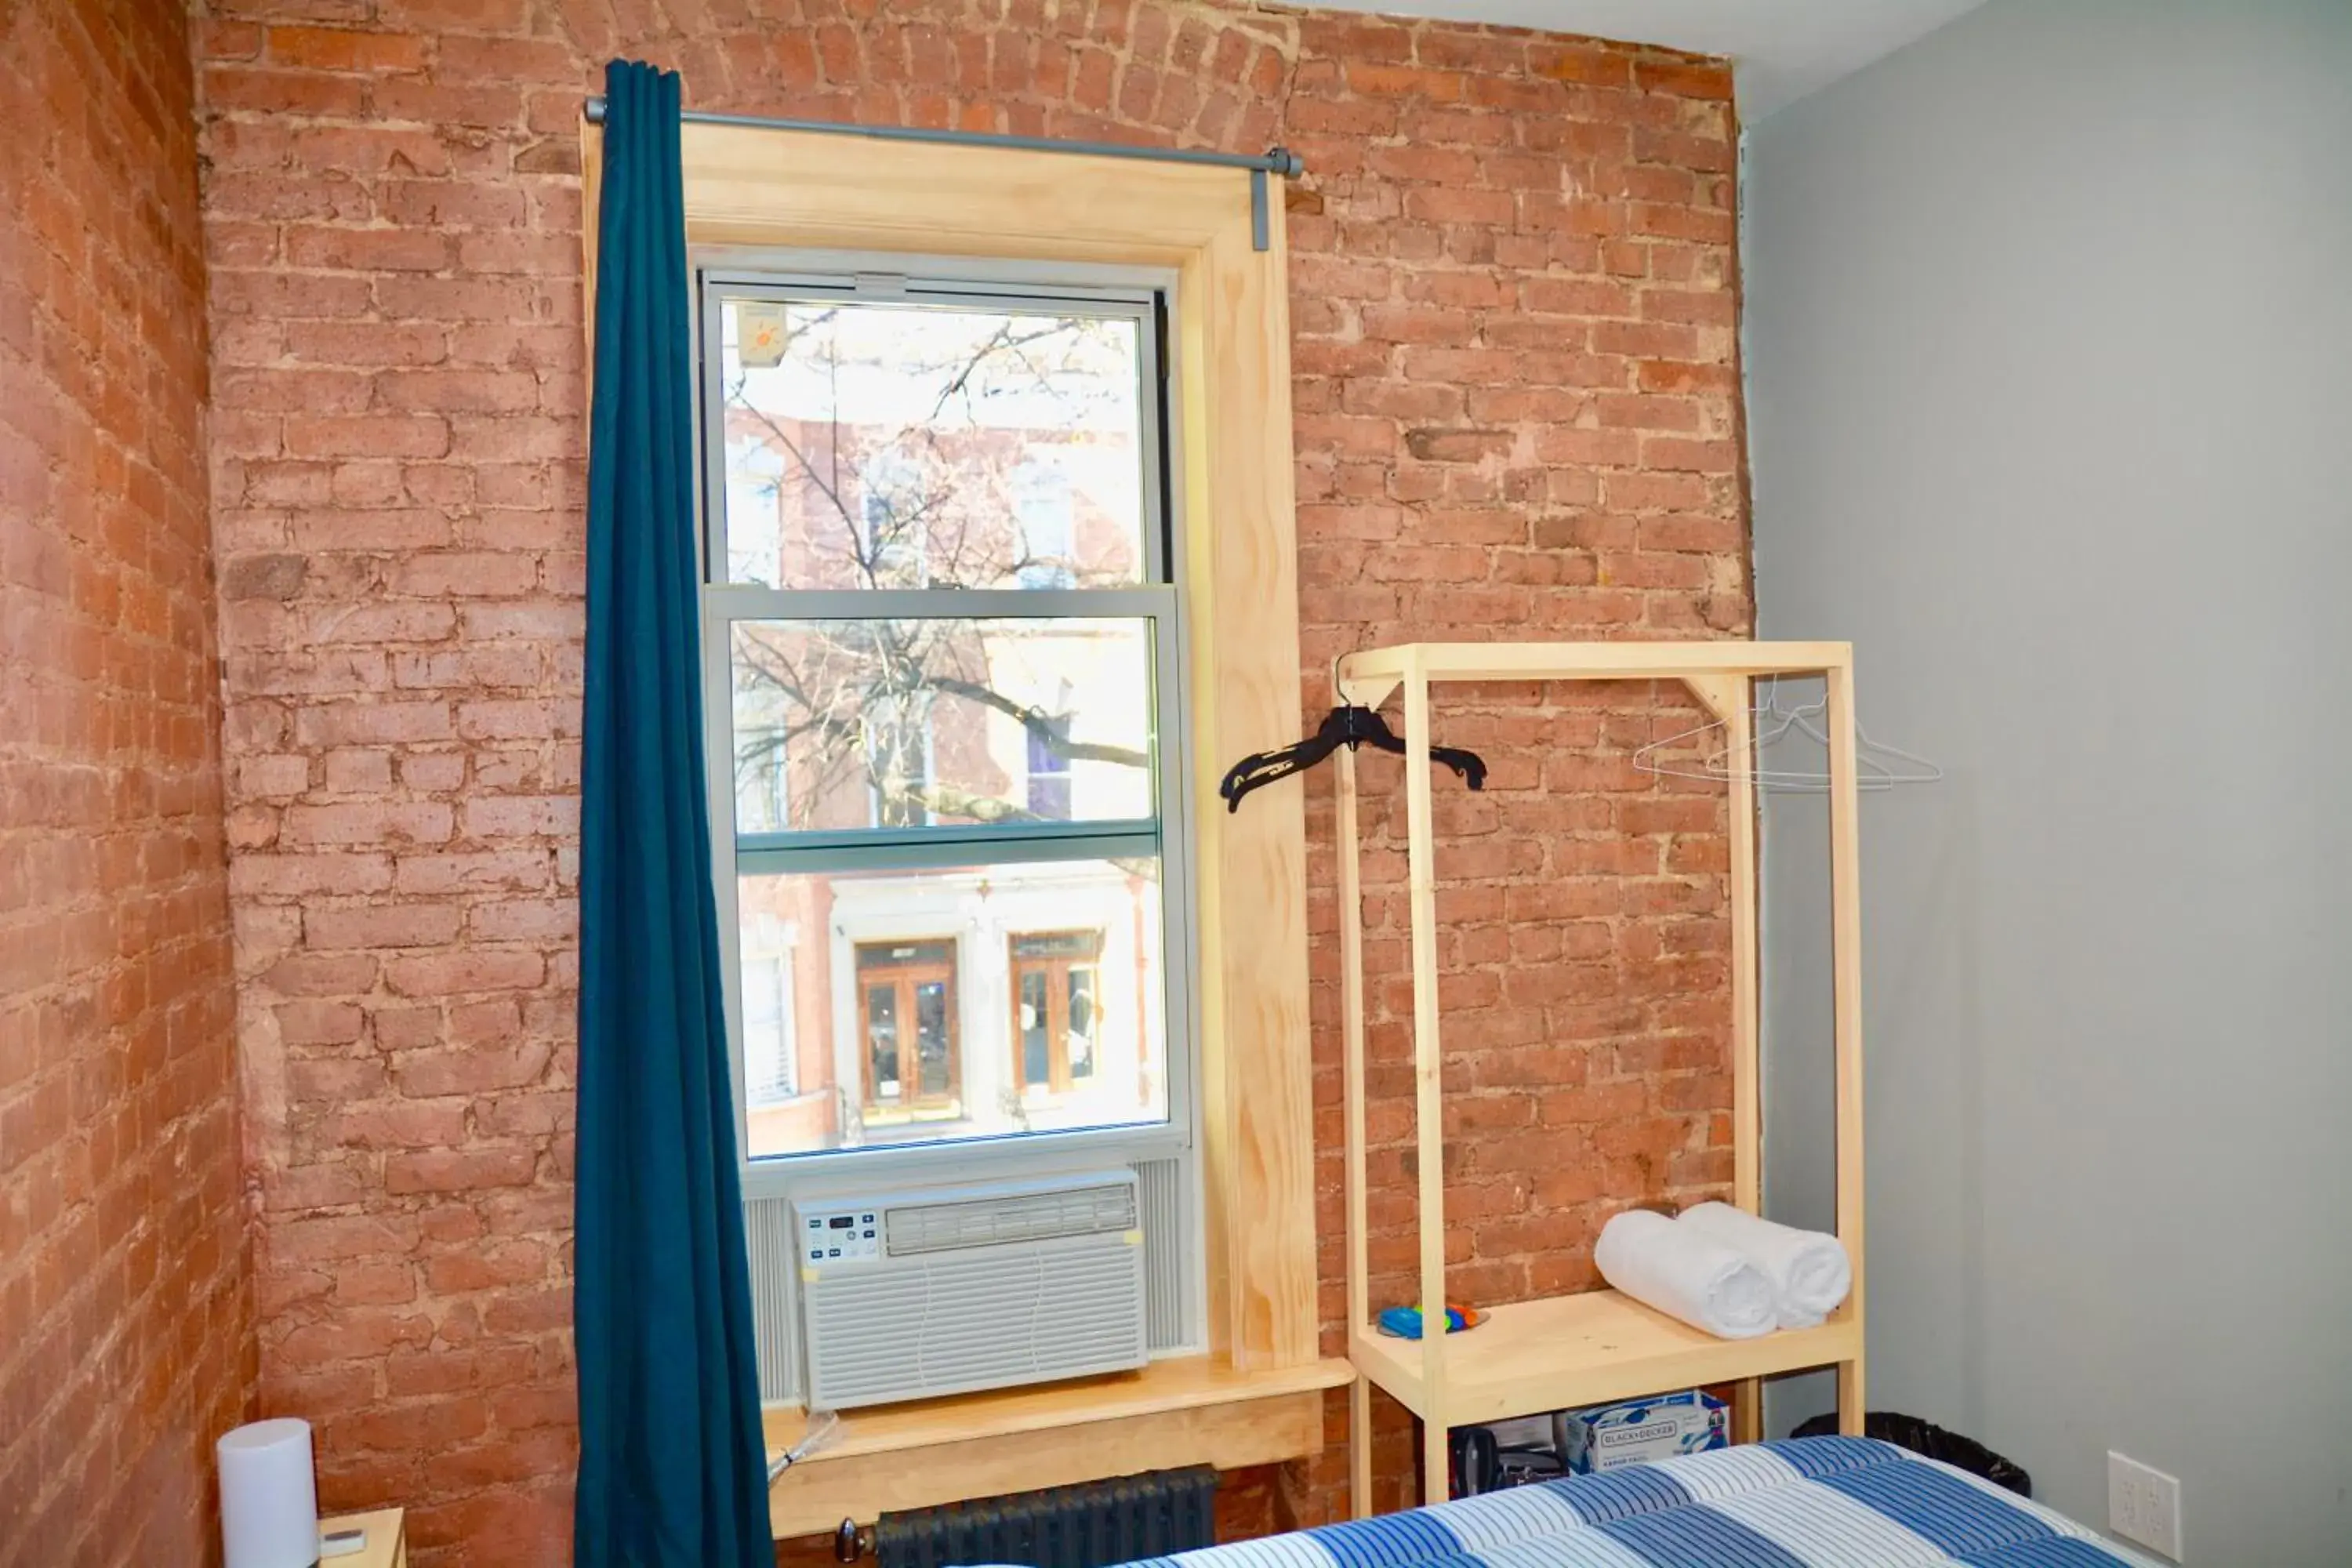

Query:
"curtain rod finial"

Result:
[[1267, 147, 1303, 180]]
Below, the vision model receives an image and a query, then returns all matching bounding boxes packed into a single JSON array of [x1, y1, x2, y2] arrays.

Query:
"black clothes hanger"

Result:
[[1218, 704, 1487, 812]]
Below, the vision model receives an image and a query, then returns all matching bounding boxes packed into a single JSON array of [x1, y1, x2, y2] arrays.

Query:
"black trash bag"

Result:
[[1791, 1411, 2032, 1497]]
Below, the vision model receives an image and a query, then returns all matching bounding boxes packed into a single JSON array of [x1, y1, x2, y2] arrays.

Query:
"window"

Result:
[[857, 448, 930, 588], [1025, 719, 1073, 819], [743, 950, 796, 1102], [702, 264, 1185, 1162], [1014, 461, 1076, 589], [1010, 930, 1103, 1096], [608, 118, 1313, 1457], [1025, 686, 1074, 820], [734, 723, 789, 833], [862, 694, 931, 829], [724, 444, 788, 584]]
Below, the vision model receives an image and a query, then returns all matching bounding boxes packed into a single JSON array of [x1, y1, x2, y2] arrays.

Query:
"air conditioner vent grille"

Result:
[[884, 1181, 1137, 1256], [794, 1170, 1152, 1408], [744, 1196, 799, 1404], [804, 1236, 1145, 1407]]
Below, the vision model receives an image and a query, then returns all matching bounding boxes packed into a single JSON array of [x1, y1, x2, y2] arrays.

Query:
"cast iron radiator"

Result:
[[862, 1466, 1218, 1568]]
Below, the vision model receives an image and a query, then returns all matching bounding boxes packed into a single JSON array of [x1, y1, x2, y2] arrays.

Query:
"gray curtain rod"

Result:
[[581, 96, 1302, 250]]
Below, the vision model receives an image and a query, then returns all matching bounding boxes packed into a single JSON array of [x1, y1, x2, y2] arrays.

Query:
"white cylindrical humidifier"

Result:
[[218, 1417, 320, 1568]]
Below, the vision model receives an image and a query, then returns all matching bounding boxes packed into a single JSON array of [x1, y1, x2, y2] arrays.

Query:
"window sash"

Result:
[[699, 273, 1168, 593], [694, 263, 1195, 1181], [704, 583, 1181, 874]]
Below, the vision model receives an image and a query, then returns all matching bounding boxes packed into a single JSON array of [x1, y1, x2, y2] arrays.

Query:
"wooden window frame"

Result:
[[584, 121, 1345, 1537]]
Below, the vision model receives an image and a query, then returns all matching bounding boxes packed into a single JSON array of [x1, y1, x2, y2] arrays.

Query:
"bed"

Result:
[[1134, 1439, 2162, 1568]]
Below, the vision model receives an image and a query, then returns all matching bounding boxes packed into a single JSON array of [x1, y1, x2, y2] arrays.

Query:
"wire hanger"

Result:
[[1633, 678, 1941, 793], [1220, 703, 1488, 812]]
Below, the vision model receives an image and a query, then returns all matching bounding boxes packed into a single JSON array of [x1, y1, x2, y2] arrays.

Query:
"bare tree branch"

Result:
[[924, 676, 1150, 770], [718, 306, 1152, 830]]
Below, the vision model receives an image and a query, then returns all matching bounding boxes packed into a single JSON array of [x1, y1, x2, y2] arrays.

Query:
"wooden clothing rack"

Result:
[[1332, 641, 1867, 1514]]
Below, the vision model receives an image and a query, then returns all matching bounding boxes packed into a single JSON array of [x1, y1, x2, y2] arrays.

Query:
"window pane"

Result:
[[731, 618, 1153, 833], [1024, 716, 1073, 821], [735, 724, 790, 834], [1018, 970, 1050, 1089], [746, 957, 792, 1101], [914, 981, 953, 1098], [717, 296, 1147, 590], [738, 858, 1167, 1159], [864, 983, 899, 1101], [740, 912, 800, 1107], [1067, 967, 1098, 1082]]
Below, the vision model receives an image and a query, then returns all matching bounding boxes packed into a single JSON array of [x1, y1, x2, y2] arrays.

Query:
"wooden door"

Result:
[[1008, 930, 1105, 1097], [855, 939, 960, 1118]]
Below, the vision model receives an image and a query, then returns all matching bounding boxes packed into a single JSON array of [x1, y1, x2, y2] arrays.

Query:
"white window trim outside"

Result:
[[691, 256, 1202, 1203]]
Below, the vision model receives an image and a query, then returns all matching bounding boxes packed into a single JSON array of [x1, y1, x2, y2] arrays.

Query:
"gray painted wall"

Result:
[[1744, 2, 2352, 1560]]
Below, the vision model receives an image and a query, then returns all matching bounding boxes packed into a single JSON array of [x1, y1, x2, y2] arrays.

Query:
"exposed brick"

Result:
[[265, 24, 428, 73], [2, 12, 256, 1566], [303, 902, 465, 949], [385, 1149, 540, 1197]]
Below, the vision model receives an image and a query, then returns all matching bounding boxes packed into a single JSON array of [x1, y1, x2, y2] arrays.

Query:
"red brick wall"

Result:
[[194, 2, 1745, 1560], [0, 1, 257, 1562]]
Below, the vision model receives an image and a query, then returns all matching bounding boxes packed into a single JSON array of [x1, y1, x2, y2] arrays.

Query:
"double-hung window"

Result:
[[697, 263, 1189, 1169]]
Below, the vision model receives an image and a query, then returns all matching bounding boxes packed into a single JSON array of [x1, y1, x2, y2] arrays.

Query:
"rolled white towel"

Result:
[[1675, 1202, 1852, 1329], [1593, 1209, 1776, 1340]]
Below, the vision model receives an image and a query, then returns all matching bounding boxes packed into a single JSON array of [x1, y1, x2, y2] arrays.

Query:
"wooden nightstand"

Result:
[[318, 1508, 405, 1568]]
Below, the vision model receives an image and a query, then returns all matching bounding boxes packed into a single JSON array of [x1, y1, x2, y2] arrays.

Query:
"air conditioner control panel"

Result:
[[798, 1204, 881, 1267]]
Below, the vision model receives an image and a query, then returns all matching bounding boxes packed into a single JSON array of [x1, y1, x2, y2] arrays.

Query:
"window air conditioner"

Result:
[[793, 1169, 1148, 1409]]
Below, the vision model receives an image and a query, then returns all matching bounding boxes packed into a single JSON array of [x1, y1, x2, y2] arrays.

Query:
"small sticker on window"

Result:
[[737, 300, 790, 368]]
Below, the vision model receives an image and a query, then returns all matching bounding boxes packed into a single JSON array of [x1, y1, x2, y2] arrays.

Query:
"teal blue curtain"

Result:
[[574, 59, 773, 1568]]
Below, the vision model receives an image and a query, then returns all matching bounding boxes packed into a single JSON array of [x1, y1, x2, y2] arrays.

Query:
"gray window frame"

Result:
[[692, 259, 1198, 1196]]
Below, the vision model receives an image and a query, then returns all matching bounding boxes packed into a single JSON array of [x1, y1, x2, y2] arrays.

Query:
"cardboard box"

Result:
[[1559, 1390, 1727, 1474]]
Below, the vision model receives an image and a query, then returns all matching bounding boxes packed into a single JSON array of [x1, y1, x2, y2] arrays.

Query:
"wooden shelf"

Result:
[[1332, 641, 1868, 1512], [317, 1508, 405, 1568], [1351, 1290, 1860, 1429], [1337, 640, 1854, 707], [760, 1355, 1353, 1537]]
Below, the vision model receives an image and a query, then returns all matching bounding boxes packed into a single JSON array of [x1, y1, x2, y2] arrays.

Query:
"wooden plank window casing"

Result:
[[650, 123, 1316, 1369], [581, 121, 1338, 1537]]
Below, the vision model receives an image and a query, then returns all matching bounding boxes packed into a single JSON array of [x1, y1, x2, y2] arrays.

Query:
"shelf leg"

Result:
[[1826, 658, 1867, 1442], [1836, 1357, 1865, 1436], [1348, 1377, 1372, 1519], [1421, 1415, 1447, 1509], [1733, 1377, 1762, 1444], [1337, 742, 1375, 1523], [1402, 668, 1450, 1514]]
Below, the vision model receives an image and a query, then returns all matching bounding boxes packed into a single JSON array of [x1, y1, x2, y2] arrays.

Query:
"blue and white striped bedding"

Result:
[[1136, 1439, 2163, 1568]]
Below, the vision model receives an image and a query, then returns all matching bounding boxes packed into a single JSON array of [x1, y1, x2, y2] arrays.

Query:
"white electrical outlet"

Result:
[[2107, 1451, 2182, 1560]]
